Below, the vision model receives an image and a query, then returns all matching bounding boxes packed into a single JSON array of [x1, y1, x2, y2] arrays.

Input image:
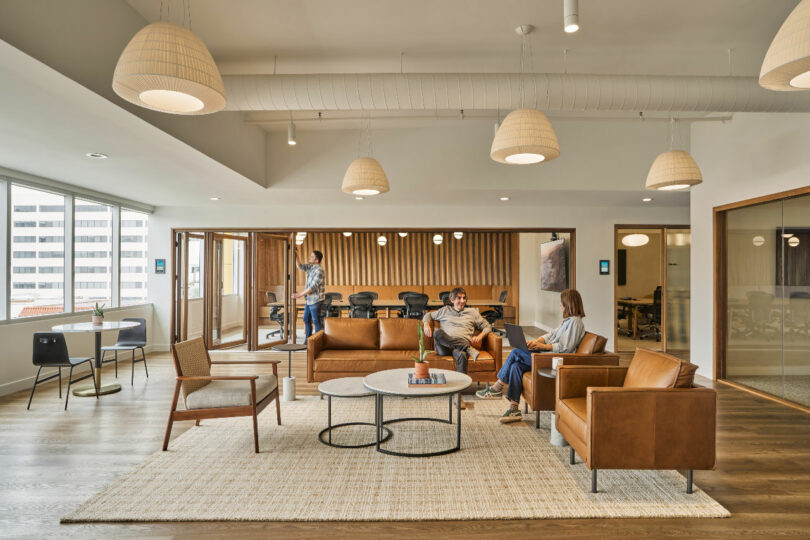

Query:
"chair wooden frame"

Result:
[[163, 340, 282, 453]]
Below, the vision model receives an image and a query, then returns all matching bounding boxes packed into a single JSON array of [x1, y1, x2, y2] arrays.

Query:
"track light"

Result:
[[288, 122, 297, 146], [564, 0, 579, 33]]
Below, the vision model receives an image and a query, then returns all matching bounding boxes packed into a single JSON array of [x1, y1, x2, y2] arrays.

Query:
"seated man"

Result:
[[422, 287, 491, 374], [476, 288, 586, 424]]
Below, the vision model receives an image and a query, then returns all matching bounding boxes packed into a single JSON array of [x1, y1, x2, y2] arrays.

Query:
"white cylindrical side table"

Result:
[[271, 343, 307, 401]]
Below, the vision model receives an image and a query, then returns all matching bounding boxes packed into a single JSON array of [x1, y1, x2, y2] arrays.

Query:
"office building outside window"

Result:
[[120, 210, 148, 305], [73, 199, 112, 311]]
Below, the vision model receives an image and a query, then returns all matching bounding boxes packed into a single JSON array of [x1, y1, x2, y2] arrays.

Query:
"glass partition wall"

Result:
[[721, 192, 810, 407]]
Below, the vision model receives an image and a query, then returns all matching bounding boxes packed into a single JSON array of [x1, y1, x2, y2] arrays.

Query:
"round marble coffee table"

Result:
[[363, 368, 472, 457], [317, 377, 392, 448]]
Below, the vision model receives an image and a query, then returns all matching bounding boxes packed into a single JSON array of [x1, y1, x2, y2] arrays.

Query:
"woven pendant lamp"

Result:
[[341, 157, 390, 196], [491, 108, 560, 164], [760, 0, 810, 90], [113, 22, 226, 115], [645, 150, 703, 191]]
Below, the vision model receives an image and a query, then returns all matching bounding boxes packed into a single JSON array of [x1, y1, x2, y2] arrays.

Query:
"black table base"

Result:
[[319, 394, 392, 448], [374, 393, 462, 457]]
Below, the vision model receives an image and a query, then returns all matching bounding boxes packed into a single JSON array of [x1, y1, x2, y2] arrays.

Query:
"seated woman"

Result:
[[476, 288, 586, 423]]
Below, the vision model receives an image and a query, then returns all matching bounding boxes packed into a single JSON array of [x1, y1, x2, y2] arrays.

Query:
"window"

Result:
[[13, 267, 36, 274], [14, 221, 35, 227], [120, 209, 148, 306], [39, 220, 63, 227], [187, 236, 204, 299], [74, 199, 112, 310], [39, 266, 64, 273], [75, 251, 106, 258], [11, 185, 65, 318], [39, 251, 64, 258]]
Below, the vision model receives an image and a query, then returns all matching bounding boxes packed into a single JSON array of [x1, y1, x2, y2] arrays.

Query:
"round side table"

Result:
[[538, 367, 568, 447], [271, 343, 307, 401], [318, 377, 392, 448]]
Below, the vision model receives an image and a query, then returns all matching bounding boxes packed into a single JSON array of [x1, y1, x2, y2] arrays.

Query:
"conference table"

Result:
[[263, 298, 505, 319], [617, 298, 653, 339]]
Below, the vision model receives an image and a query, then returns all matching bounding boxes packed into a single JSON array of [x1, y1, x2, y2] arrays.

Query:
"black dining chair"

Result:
[[481, 290, 508, 335], [28, 332, 98, 410], [404, 293, 430, 319], [324, 292, 343, 317], [396, 291, 421, 318], [264, 292, 285, 340], [100, 317, 148, 385], [349, 293, 377, 318]]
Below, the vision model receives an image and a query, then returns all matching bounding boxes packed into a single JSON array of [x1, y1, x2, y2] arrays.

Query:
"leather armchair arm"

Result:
[[586, 387, 717, 470], [307, 330, 324, 383], [485, 332, 503, 371], [556, 365, 628, 400], [177, 375, 258, 381]]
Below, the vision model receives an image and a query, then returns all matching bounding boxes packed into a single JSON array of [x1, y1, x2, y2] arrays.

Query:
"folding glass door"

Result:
[[252, 233, 294, 349]]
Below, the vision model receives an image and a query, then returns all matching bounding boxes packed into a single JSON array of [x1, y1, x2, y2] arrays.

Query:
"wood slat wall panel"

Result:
[[297, 232, 513, 286]]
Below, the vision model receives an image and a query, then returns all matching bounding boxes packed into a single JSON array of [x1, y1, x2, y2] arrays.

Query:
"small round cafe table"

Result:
[[51, 321, 139, 397]]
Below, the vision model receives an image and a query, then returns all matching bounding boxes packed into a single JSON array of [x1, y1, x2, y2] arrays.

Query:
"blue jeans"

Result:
[[303, 301, 323, 339], [498, 349, 533, 404]]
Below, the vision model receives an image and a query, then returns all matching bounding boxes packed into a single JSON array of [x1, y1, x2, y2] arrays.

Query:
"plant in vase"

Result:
[[411, 323, 430, 379], [91, 303, 105, 325]]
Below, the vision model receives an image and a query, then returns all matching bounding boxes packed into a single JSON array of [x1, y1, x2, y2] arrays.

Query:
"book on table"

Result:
[[408, 372, 447, 387]]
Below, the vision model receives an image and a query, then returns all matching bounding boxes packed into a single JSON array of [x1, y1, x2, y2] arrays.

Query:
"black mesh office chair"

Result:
[[27, 332, 98, 410], [397, 291, 421, 318], [617, 304, 633, 337], [324, 292, 343, 318], [357, 291, 378, 300], [745, 290, 777, 338], [481, 290, 508, 335], [319, 295, 334, 321], [265, 292, 285, 340], [100, 317, 148, 385], [349, 293, 377, 318], [639, 287, 663, 341], [404, 293, 430, 319], [438, 291, 451, 305], [789, 292, 810, 336]]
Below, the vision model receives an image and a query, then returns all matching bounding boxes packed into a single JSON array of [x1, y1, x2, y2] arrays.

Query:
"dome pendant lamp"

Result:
[[760, 0, 810, 90], [342, 115, 390, 196], [113, 19, 226, 115], [645, 118, 702, 191], [491, 25, 560, 165]]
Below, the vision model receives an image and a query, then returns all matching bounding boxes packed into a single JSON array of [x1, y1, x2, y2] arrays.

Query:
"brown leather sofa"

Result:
[[521, 332, 620, 428], [307, 317, 502, 383], [555, 348, 715, 493]]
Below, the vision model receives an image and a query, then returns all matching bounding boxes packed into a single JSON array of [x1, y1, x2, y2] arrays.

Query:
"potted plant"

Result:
[[91, 303, 105, 325], [411, 323, 430, 379]]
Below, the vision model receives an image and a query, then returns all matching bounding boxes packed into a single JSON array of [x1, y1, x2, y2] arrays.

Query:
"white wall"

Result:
[[0, 304, 154, 397], [690, 113, 810, 378]]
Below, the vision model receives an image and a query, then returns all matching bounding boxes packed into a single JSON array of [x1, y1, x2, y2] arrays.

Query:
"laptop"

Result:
[[504, 323, 538, 352]]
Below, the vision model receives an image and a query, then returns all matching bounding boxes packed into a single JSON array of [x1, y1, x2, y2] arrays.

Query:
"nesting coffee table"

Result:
[[363, 368, 472, 457], [317, 377, 392, 448]]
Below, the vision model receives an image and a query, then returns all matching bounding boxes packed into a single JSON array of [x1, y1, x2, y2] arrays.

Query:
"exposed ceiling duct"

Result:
[[223, 73, 810, 113]]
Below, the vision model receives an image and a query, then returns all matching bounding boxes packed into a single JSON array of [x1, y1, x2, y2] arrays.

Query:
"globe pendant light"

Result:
[[622, 234, 649, 247], [342, 116, 390, 196], [760, 0, 810, 90], [645, 119, 702, 191], [113, 22, 225, 115], [491, 25, 559, 165]]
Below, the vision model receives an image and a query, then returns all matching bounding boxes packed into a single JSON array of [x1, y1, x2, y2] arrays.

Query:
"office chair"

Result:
[[356, 291, 378, 300], [397, 291, 420, 318], [319, 295, 334, 322], [404, 293, 429, 319], [348, 293, 377, 318], [789, 292, 810, 336], [617, 305, 633, 337], [438, 291, 451, 305], [639, 287, 662, 341], [100, 317, 148, 385], [324, 292, 343, 318], [27, 332, 98, 410], [481, 290, 508, 335], [745, 290, 777, 338], [264, 291, 285, 340]]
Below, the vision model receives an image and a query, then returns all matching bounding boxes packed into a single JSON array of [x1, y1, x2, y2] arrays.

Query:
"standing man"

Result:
[[422, 287, 491, 374], [292, 247, 325, 339]]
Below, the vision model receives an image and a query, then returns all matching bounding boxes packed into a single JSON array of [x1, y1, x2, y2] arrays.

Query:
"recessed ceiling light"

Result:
[[355, 196, 364, 200], [342, 232, 352, 237], [642, 197, 653, 202], [85, 152, 108, 159], [209, 197, 220, 201], [500, 197, 510, 201]]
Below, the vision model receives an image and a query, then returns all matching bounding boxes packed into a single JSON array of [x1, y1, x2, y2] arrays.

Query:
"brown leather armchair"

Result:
[[521, 332, 619, 428], [555, 348, 715, 493]]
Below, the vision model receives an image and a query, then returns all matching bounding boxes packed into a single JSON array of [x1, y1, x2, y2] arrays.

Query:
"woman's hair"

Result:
[[560, 288, 586, 318]]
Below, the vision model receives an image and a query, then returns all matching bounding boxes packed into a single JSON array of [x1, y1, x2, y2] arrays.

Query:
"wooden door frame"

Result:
[[251, 233, 292, 350], [613, 224, 690, 353], [713, 186, 810, 382], [208, 233, 249, 350]]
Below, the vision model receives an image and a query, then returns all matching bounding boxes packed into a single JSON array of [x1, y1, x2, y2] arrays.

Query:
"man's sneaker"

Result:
[[468, 346, 481, 362], [476, 386, 503, 399], [499, 408, 522, 424]]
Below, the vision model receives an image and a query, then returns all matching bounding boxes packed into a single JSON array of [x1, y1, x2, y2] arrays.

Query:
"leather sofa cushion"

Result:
[[315, 349, 493, 373], [576, 332, 607, 354], [674, 362, 699, 388], [557, 397, 587, 443], [380, 318, 420, 350], [323, 318, 379, 350], [185, 374, 277, 409], [623, 349, 681, 388]]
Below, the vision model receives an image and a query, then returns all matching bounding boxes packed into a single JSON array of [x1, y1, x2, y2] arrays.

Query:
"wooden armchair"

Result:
[[163, 337, 281, 453]]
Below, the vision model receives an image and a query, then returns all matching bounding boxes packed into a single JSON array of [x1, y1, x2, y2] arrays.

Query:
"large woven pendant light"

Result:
[[113, 22, 226, 115], [645, 119, 702, 191], [760, 0, 810, 90], [341, 157, 390, 196], [491, 25, 559, 165]]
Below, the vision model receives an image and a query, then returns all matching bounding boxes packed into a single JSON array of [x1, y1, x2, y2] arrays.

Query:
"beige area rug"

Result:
[[63, 397, 729, 522]]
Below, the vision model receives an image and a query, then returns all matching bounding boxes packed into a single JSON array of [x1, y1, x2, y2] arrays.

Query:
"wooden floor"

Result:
[[2, 349, 810, 538]]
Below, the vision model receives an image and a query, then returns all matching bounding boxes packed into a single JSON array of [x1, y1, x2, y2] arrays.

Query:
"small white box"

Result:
[[552, 357, 564, 370]]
